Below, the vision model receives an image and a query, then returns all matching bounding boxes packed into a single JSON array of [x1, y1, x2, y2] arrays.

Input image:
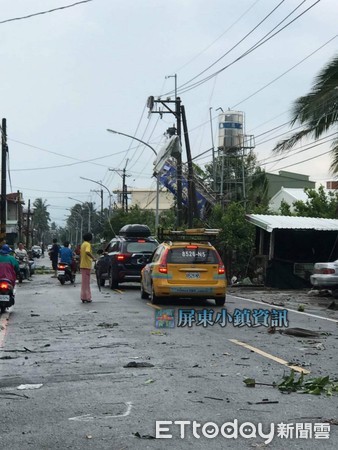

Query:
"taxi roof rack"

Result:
[[157, 228, 221, 243]]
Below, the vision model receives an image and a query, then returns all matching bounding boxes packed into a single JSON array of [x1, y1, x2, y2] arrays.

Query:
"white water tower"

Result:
[[218, 110, 244, 149]]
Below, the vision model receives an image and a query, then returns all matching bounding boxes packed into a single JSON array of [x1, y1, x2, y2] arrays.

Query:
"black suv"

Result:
[[96, 224, 158, 289]]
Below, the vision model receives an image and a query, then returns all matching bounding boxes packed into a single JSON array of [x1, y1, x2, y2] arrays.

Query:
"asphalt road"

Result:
[[0, 269, 337, 449]]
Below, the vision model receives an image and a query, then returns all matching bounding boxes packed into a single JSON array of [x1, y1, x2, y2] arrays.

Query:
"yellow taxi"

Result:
[[140, 229, 227, 305]]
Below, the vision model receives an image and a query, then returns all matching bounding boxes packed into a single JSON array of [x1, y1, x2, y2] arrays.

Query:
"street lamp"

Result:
[[79, 177, 112, 219], [106, 128, 160, 229], [64, 215, 79, 244], [68, 197, 91, 231], [66, 209, 83, 243]]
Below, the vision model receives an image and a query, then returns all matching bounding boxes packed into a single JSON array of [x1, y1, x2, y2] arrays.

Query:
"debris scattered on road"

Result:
[[204, 396, 224, 401], [297, 304, 305, 312], [145, 379, 155, 384], [151, 331, 166, 336], [133, 432, 155, 439], [17, 384, 43, 390], [97, 322, 118, 328], [278, 370, 338, 395], [315, 343, 326, 350], [30, 313, 40, 317], [268, 327, 322, 338], [327, 300, 338, 310], [0, 355, 19, 360], [123, 361, 154, 368], [248, 400, 279, 405], [0, 392, 29, 399], [244, 379, 276, 388], [85, 435, 93, 439]]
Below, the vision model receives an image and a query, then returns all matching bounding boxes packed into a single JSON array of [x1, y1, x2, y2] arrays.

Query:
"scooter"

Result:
[[0, 278, 15, 314], [16, 256, 29, 283], [57, 262, 75, 285]]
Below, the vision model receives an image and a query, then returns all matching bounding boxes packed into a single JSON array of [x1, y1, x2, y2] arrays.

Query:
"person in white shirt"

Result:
[[15, 242, 31, 280]]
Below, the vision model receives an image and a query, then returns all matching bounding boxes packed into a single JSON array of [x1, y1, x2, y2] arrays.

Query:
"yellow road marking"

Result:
[[146, 303, 162, 310], [229, 338, 310, 374]]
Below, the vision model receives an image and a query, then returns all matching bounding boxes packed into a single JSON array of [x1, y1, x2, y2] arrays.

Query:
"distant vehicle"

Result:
[[31, 245, 42, 258], [140, 228, 227, 305], [310, 260, 338, 297], [95, 224, 158, 289]]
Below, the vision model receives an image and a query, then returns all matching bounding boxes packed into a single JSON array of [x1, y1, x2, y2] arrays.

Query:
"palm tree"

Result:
[[273, 54, 338, 173], [32, 198, 50, 244]]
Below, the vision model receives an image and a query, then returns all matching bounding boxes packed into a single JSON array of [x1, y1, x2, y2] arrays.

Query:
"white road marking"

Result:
[[230, 294, 338, 323], [69, 401, 133, 421]]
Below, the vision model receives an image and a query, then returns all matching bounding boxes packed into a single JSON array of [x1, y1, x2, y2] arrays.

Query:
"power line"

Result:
[[231, 34, 337, 109], [163, 0, 288, 96], [0, 0, 94, 25], [173, 0, 262, 73], [260, 134, 337, 167], [176, 0, 321, 96], [10, 149, 129, 171]]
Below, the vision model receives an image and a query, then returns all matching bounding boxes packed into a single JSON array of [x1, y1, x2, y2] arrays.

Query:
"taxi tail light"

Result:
[[185, 245, 198, 249], [158, 249, 169, 274], [218, 264, 225, 275], [216, 252, 226, 275]]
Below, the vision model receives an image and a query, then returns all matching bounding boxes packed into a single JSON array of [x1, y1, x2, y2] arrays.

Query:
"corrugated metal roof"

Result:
[[246, 214, 338, 233]]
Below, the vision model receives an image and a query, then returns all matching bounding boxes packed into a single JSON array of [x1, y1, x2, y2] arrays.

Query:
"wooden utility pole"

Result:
[[26, 200, 31, 248], [0, 118, 7, 244], [147, 96, 183, 226], [181, 105, 199, 226]]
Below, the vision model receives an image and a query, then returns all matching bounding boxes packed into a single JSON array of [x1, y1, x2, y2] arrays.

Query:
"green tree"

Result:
[[273, 55, 338, 173], [279, 199, 293, 216], [32, 198, 50, 244], [102, 205, 156, 240], [208, 203, 255, 277], [292, 186, 338, 218]]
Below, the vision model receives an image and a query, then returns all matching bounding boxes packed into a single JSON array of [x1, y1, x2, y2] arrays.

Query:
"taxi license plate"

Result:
[[0, 295, 10, 302], [186, 272, 200, 279]]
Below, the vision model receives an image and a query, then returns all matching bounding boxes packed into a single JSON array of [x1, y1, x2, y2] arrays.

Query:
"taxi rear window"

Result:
[[167, 248, 218, 264]]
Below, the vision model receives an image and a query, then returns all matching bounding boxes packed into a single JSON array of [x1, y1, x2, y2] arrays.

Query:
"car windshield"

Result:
[[167, 248, 218, 264], [126, 242, 157, 253]]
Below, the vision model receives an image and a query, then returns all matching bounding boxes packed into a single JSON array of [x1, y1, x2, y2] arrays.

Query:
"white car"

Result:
[[310, 260, 338, 297], [31, 245, 42, 258]]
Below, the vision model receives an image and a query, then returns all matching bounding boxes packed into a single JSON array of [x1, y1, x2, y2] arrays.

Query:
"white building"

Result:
[[269, 187, 334, 213]]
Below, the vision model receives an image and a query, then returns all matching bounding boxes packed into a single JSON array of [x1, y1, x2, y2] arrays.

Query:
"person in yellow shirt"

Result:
[[80, 232, 96, 303]]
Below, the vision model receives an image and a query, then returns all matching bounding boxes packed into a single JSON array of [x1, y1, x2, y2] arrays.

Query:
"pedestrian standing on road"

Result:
[[80, 233, 96, 303], [49, 238, 59, 278]]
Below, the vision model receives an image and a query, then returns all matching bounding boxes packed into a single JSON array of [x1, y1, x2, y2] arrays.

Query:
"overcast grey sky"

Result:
[[1, 0, 337, 225]]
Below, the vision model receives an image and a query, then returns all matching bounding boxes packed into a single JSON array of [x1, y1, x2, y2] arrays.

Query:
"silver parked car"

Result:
[[310, 260, 338, 297]]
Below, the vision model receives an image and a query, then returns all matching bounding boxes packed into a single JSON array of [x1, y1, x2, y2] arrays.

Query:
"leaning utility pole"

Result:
[[181, 105, 199, 226], [147, 94, 183, 226]]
